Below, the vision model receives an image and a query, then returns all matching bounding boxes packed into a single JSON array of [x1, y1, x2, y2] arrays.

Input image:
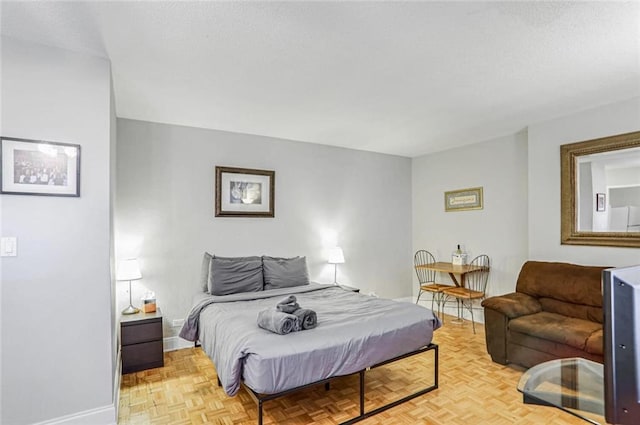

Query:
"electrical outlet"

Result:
[[368, 291, 378, 297], [1, 237, 17, 257], [172, 318, 185, 327]]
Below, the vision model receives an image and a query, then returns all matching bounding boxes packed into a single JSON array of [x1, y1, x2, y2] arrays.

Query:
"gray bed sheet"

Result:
[[185, 283, 441, 396]]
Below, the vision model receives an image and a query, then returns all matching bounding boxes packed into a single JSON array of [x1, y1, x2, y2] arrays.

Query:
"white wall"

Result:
[[0, 37, 115, 424], [591, 162, 608, 231], [528, 97, 640, 266], [109, 75, 119, 399], [412, 132, 529, 314], [610, 186, 640, 208], [115, 119, 413, 336], [412, 98, 640, 318]]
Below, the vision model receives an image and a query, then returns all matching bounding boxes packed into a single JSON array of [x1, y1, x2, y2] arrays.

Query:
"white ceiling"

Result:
[[2, 1, 639, 157]]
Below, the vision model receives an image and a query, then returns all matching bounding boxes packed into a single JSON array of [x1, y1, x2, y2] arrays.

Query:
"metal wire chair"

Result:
[[414, 250, 451, 317], [441, 254, 490, 334]]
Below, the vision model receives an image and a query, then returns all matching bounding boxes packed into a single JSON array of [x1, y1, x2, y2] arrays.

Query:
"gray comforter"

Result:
[[181, 283, 441, 396]]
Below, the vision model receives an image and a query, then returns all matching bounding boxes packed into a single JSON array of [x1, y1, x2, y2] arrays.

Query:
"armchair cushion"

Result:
[[515, 261, 605, 307], [481, 292, 542, 319], [510, 311, 601, 351], [585, 329, 603, 356], [538, 297, 603, 323]]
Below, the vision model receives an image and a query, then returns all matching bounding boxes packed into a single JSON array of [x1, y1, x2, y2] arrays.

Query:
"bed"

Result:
[[180, 254, 441, 424]]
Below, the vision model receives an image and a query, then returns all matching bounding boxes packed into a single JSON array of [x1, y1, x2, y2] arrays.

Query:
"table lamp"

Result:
[[327, 247, 345, 284], [117, 258, 142, 315]]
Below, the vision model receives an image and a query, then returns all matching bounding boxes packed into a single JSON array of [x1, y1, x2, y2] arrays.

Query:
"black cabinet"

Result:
[[120, 309, 164, 374]]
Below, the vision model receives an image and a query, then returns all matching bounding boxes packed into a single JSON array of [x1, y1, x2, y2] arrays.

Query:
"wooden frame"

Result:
[[561, 131, 640, 248], [1, 136, 80, 197], [444, 187, 483, 212], [215, 166, 275, 217]]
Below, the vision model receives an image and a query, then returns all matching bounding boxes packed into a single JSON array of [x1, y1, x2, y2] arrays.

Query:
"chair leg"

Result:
[[416, 289, 422, 304], [440, 294, 448, 324], [469, 299, 476, 334]]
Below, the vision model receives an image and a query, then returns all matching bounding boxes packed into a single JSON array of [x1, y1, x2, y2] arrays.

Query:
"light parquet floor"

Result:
[[118, 315, 587, 425]]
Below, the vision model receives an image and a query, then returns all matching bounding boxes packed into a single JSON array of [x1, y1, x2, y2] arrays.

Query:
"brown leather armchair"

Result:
[[481, 261, 608, 368]]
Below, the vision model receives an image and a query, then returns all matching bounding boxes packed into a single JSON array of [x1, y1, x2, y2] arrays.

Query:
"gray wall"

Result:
[[109, 74, 119, 397], [412, 132, 529, 316], [528, 96, 640, 266], [412, 96, 640, 316], [0, 37, 115, 424], [115, 119, 413, 336]]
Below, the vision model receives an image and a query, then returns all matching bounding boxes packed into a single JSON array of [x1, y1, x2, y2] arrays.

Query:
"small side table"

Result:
[[517, 357, 604, 424], [120, 308, 164, 374]]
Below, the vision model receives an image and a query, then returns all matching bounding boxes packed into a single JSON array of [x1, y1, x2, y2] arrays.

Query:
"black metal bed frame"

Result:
[[230, 343, 439, 425]]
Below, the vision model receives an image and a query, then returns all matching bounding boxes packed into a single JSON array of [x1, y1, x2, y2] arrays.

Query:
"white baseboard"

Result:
[[163, 336, 194, 352], [31, 405, 116, 425], [35, 339, 185, 425]]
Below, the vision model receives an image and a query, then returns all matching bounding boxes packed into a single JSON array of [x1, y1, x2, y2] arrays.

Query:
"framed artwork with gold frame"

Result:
[[444, 187, 483, 212]]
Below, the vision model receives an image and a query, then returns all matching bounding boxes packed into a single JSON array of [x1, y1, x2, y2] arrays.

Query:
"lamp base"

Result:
[[122, 305, 140, 315]]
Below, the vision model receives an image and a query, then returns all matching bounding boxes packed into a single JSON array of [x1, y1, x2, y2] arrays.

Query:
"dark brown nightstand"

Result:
[[120, 308, 164, 374]]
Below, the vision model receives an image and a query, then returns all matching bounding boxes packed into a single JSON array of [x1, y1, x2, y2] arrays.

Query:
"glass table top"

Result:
[[517, 357, 605, 424]]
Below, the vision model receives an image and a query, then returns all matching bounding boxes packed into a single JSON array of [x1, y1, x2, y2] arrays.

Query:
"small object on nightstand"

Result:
[[120, 308, 163, 374], [142, 291, 156, 313], [338, 284, 360, 293]]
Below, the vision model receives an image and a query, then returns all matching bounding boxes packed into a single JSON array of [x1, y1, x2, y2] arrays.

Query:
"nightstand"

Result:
[[120, 308, 164, 374], [338, 284, 360, 293]]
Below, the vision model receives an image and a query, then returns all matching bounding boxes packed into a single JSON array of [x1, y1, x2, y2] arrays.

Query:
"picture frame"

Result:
[[596, 193, 606, 212], [1, 136, 80, 197], [444, 187, 483, 212], [215, 166, 275, 217]]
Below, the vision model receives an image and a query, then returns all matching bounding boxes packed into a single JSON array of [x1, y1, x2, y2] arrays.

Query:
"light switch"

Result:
[[1, 237, 17, 257]]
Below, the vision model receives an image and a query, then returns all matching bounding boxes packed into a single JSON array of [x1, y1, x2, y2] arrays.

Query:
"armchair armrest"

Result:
[[481, 292, 541, 365], [482, 292, 541, 319]]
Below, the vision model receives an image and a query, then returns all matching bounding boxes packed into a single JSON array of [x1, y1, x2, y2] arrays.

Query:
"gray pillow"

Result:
[[200, 252, 213, 292], [209, 256, 264, 296], [262, 256, 310, 290]]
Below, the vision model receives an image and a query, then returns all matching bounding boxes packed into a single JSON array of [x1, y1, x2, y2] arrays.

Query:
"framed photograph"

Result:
[[215, 166, 275, 217], [444, 187, 483, 212], [1, 137, 80, 197], [596, 193, 606, 212]]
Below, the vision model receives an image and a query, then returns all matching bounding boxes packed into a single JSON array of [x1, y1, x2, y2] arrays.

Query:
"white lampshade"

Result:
[[117, 258, 142, 281], [327, 247, 345, 264]]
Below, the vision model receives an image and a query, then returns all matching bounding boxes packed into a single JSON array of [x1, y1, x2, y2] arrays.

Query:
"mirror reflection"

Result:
[[576, 147, 640, 232]]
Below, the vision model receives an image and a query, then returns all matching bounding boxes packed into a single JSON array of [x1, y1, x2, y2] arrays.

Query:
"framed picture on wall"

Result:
[[444, 187, 483, 212], [1, 137, 81, 197], [596, 193, 606, 212], [215, 166, 275, 217]]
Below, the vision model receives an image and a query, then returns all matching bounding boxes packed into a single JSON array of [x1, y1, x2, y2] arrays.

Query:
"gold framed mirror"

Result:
[[561, 130, 640, 248]]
